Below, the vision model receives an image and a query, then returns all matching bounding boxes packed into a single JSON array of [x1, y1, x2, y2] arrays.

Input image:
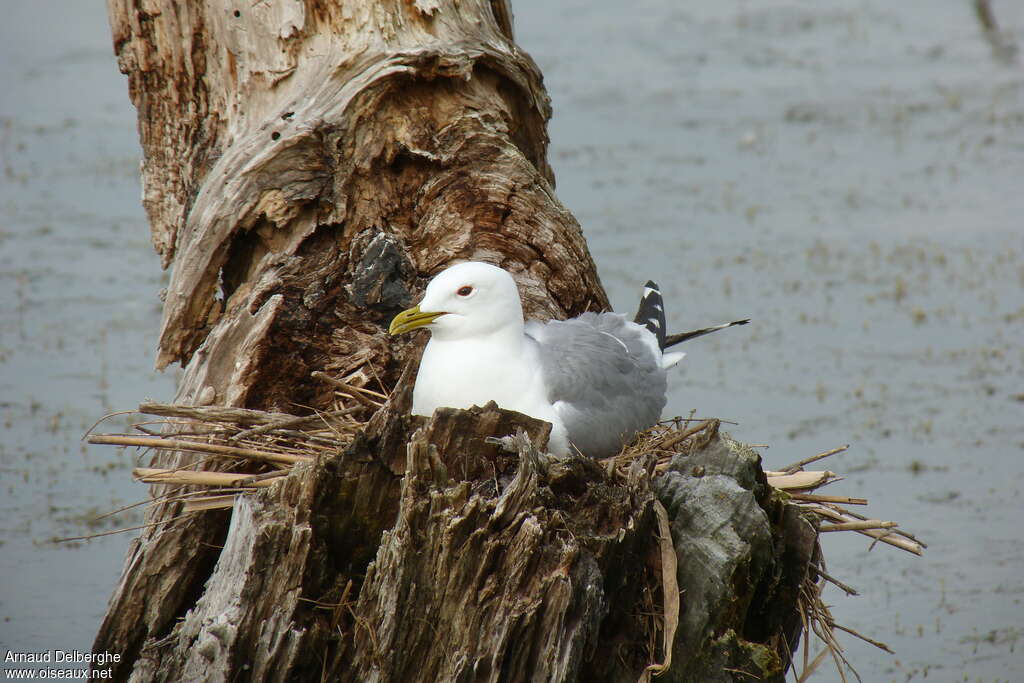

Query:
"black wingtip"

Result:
[[663, 318, 751, 348], [634, 281, 667, 349]]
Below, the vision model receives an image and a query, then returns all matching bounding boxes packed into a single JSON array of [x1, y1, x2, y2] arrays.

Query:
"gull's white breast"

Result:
[[412, 335, 570, 454]]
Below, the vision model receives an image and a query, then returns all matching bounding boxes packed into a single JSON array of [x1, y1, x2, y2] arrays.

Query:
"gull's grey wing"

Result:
[[525, 312, 667, 458]]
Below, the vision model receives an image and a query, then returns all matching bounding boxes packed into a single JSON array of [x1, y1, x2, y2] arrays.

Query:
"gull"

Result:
[[389, 262, 748, 458]]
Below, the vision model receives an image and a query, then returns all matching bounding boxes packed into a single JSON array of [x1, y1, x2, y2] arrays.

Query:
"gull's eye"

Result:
[[457, 286, 473, 297]]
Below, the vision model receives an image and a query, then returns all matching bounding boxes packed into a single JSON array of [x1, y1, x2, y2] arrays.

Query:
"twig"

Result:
[[819, 520, 897, 532], [312, 371, 384, 410], [812, 506, 924, 555], [87, 434, 309, 465], [782, 445, 849, 474], [130, 420, 234, 438], [831, 621, 894, 654], [133, 424, 164, 436], [133, 467, 282, 488], [87, 497, 153, 522], [814, 569, 859, 596], [659, 416, 738, 426], [235, 470, 291, 485], [81, 409, 139, 440], [795, 647, 830, 683], [365, 362, 391, 401], [766, 471, 839, 491], [821, 503, 928, 548], [788, 493, 867, 506], [272, 429, 356, 445], [656, 419, 714, 451], [229, 407, 360, 442], [806, 583, 861, 683], [182, 494, 239, 512], [53, 511, 198, 543], [137, 401, 297, 424], [98, 485, 251, 523]]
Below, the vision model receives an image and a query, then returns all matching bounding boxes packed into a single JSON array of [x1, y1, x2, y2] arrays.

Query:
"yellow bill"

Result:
[[388, 305, 445, 335]]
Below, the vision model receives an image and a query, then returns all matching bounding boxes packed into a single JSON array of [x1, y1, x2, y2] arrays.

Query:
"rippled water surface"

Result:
[[0, 0, 176, 662], [2, 2, 1021, 680]]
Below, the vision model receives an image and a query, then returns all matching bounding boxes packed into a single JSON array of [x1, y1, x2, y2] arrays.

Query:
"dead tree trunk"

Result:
[[95, 1, 817, 681]]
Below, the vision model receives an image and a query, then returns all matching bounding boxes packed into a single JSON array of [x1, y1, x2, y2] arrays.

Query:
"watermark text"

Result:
[[3, 651, 120, 679]]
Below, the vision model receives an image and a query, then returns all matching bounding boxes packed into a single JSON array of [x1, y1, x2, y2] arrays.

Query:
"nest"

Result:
[[85, 393, 924, 682], [613, 417, 925, 682], [85, 372, 384, 517]]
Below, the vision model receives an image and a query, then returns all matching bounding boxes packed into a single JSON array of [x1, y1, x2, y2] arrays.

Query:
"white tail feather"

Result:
[[661, 351, 685, 369]]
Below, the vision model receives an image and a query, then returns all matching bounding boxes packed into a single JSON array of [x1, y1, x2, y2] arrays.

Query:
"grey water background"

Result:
[[1, 1, 1021, 680]]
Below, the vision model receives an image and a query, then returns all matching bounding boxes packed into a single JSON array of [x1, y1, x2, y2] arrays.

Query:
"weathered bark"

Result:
[[96, 1, 816, 681]]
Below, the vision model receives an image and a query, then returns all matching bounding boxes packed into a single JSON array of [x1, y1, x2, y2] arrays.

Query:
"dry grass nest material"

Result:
[[85, 391, 925, 683]]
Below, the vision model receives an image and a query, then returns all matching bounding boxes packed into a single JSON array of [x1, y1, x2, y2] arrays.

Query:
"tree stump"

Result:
[[95, 1, 818, 680]]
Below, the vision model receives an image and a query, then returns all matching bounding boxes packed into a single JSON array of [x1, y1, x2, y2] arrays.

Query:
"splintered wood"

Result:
[[86, 401, 925, 682], [88, 407, 925, 557], [605, 420, 924, 556]]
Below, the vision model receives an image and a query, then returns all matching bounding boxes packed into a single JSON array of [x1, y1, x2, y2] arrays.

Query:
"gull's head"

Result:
[[388, 261, 524, 341]]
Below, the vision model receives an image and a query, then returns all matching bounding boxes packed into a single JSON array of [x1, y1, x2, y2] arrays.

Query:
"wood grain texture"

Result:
[[100, 400, 815, 681], [107, 0, 605, 378], [98, 1, 607, 672], [96, 1, 815, 680]]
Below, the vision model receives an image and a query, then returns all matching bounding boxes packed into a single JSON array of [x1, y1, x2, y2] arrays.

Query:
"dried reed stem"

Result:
[[821, 503, 927, 547], [765, 470, 838, 490], [782, 445, 849, 474], [811, 506, 923, 555], [814, 569, 859, 596], [788, 493, 867, 505], [795, 647, 830, 683], [87, 434, 309, 465], [138, 401, 296, 424], [133, 467, 281, 488], [830, 621, 893, 654], [655, 419, 714, 451], [182, 495, 239, 512], [229, 407, 360, 442], [312, 371, 385, 409], [54, 511, 198, 544], [819, 520, 897, 532]]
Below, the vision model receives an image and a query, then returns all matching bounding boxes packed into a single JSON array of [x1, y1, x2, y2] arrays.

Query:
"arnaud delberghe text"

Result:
[[5, 651, 119, 667]]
